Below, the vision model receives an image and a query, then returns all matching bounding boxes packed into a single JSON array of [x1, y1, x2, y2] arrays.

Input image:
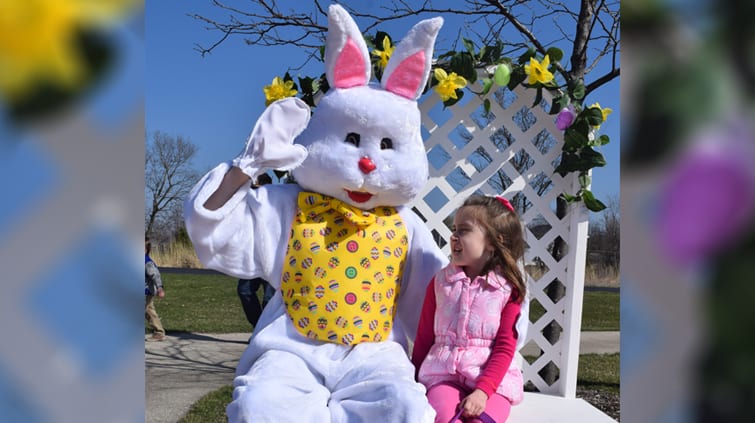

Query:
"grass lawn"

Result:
[[148, 272, 252, 334], [150, 272, 619, 333]]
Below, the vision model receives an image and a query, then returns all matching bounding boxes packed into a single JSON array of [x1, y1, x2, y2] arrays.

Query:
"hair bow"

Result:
[[495, 196, 516, 214]]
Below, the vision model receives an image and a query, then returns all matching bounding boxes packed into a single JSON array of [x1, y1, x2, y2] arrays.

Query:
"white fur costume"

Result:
[[184, 5, 448, 422]]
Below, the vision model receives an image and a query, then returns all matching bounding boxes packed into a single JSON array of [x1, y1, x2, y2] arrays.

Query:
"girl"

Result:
[[412, 195, 526, 423]]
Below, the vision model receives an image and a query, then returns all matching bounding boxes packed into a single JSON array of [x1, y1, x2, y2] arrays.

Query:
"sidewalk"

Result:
[[145, 331, 620, 423]]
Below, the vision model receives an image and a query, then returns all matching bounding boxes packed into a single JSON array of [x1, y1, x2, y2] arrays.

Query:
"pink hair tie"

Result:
[[495, 196, 515, 213]]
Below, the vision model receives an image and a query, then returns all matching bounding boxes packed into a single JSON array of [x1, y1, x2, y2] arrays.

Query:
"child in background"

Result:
[[411, 195, 526, 423], [145, 237, 166, 341]]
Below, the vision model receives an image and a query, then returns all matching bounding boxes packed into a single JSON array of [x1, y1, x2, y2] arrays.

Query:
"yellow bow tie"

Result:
[[297, 192, 376, 226]]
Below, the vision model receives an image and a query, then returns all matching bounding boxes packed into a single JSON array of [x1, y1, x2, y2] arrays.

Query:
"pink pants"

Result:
[[427, 382, 511, 423]]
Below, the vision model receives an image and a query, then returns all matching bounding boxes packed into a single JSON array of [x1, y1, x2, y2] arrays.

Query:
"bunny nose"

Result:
[[358, 156, 377, 174]]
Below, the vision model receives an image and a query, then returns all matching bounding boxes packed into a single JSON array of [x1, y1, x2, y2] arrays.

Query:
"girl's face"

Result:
[[450, 207, 492, 278]]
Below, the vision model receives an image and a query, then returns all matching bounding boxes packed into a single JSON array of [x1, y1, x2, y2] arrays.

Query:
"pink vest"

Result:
[[417, 266, 524, 404]]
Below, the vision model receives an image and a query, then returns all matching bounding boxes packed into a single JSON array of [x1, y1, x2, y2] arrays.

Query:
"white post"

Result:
[[558, 172, 591, 398]]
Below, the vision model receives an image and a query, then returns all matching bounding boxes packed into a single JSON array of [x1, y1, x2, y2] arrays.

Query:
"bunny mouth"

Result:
[[346, 190, 373, 203]]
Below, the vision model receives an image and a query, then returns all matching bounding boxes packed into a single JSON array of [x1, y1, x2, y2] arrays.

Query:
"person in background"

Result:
[[411, 195, 527, 423], [237, 173, 274, 330], [145, 236, 166, 341]]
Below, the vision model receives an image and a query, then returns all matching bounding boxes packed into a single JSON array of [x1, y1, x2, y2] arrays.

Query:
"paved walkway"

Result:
[[145, 331, 619, 423]]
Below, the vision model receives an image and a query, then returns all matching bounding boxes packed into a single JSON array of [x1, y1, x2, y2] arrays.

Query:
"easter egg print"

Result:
[[325, 300, 338, 312], [353, 316, 363, 328], [359, 257, 371, 269], [314, 285, 325, 299], [328, 257, 340, 269], [301, 257, 314, 269], [329, 280, 340, 292], [298, 317, 310, 328], [317, 317, 328, 329], [336, 316, 348, 328], [314, 266, 327, 278]]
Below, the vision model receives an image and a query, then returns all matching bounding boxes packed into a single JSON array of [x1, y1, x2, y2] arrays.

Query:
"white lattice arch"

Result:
[[410, 81, 613, 421]]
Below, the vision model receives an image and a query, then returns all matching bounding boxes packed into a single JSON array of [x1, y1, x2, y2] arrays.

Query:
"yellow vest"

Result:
[[281, 192, 409, 345]]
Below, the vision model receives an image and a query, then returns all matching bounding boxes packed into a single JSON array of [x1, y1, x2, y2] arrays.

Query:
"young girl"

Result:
[[411, 195, 526, 423]]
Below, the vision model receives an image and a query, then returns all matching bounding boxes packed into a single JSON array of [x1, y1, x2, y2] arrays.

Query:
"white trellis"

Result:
[[410, 81, 614, 421]]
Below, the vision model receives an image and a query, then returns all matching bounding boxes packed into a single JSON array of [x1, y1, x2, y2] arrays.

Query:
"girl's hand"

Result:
[[460, 389, 488, 418]]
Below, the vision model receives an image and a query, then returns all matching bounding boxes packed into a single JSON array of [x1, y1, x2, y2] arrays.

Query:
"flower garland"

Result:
[[262, 33, 612, 212]]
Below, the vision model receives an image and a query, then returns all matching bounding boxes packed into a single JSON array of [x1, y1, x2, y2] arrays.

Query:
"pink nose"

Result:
[[358, 157, 377, 174]]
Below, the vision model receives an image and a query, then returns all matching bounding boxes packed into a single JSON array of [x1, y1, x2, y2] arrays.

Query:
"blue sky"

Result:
[[147, 1, 619, 210]]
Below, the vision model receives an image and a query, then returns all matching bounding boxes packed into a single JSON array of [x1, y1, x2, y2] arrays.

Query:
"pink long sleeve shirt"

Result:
[[411, 265, 524, 403]]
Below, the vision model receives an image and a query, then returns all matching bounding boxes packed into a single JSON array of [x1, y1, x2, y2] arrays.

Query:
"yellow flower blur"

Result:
[[371, 37, 394, 70], [524, 55, 554, 85], [264, 76, 298, 106], [0, 0, 139, 100], [433, 68, 467, 102]]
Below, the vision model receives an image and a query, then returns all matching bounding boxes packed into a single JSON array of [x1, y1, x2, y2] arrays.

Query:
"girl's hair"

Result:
[[145, 237, 152, 255], [460, 195, 526, 302]]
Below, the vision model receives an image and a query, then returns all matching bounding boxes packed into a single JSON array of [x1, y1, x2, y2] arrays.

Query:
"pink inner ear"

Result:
[[384, 51, 426, 99], [334, 38, 367, 88]]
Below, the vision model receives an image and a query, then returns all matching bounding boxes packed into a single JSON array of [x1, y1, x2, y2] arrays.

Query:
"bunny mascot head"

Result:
[[292, 4, 439, 209], [184, 4, 448, 422]]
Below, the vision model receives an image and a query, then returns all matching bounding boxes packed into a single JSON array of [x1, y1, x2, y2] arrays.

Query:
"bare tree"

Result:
[[145, 131, 200, 239], [191, 0, 619, 97]]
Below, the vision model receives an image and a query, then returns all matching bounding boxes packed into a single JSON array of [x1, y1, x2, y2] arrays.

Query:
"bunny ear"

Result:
[[381, 17, 443, 100], [325, 4, 371, 89]]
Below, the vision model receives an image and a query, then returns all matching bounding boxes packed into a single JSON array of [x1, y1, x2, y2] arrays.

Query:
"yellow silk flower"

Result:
[[589, 102, 613, 128], [0, 0, 139, 100], [371, 36, 394, 70], [524, 55, 554, 85], [263, 76, 298, 106], [433, 68, 467, 102]]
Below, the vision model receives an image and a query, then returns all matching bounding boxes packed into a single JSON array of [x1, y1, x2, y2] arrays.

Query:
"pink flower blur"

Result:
[[656, 122, 755, 266]]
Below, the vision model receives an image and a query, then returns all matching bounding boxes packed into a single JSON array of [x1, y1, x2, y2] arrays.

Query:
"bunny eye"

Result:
[[380, 138, 393, 150], [344, 132, 360, 147]]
